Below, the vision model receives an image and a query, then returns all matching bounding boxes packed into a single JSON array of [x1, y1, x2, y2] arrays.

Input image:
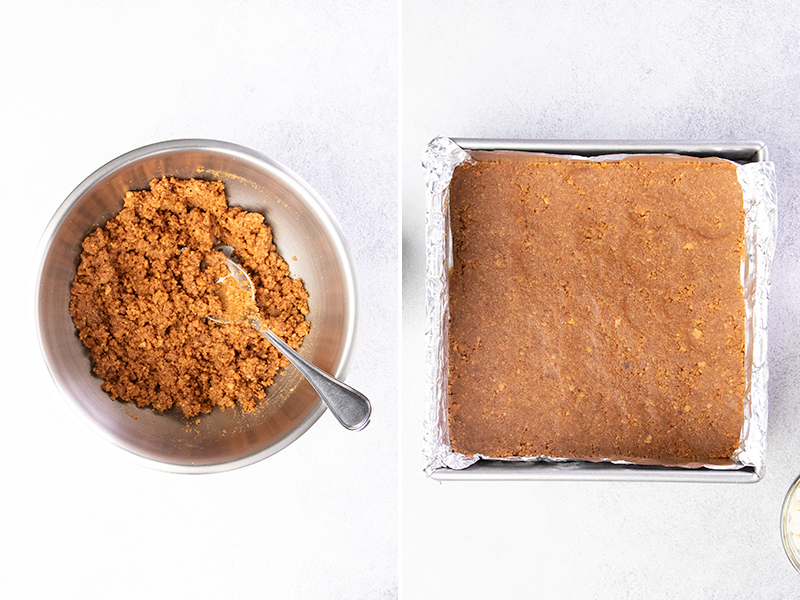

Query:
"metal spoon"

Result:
[[211, 258, 371, 431]]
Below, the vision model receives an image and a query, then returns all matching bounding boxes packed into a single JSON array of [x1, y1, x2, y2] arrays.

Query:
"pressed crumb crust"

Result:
[[69, 177, 310, 418], [447, 158, 745, 463]]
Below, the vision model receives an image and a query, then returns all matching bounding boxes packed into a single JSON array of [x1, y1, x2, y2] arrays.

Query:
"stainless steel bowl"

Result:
[[35, 140, 358, 473]]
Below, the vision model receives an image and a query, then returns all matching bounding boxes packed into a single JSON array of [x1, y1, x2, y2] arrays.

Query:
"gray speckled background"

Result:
[[2, 2, 397, 599], [402, 1, 800, 597]]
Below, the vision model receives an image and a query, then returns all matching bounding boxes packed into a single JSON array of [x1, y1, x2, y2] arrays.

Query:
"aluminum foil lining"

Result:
[[423, 136, 778, 475]]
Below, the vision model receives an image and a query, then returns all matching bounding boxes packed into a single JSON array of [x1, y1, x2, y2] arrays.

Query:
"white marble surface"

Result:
[[402, 1, 800, 598], [1, 2, 396, 599]]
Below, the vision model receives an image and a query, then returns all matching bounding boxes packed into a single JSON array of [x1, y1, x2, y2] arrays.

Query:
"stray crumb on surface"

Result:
[[69, 177, 310, 418]]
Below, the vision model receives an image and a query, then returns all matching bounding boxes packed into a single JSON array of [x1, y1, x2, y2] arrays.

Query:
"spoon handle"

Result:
[[252, 319, 371, 431]]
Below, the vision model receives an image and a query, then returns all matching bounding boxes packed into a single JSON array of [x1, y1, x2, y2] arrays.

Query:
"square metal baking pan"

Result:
[[429, 138, 768, 483]]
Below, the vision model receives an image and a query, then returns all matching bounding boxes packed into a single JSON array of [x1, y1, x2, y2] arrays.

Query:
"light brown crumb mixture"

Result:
[[69, 177, 310, 418], [218, 271, 259, 324]]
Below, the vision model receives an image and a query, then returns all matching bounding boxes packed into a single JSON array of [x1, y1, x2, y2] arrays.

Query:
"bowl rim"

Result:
[[781, 473, 800, 572], [33, 138, 359, 474]]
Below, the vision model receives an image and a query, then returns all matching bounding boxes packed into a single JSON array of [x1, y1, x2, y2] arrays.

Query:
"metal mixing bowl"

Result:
[[35, 139, 358, 473]]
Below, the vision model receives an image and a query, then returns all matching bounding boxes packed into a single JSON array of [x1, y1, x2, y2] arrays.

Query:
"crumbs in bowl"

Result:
[[69, 177, 310, 418]]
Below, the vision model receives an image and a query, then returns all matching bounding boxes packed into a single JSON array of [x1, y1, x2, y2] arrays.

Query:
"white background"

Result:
[[5, 1, 800, 598], [402, 1, 800, 599], [1, 2, 397, 599]]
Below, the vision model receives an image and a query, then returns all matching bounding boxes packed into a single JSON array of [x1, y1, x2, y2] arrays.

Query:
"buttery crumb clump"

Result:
[[69, 177, 310, 418], [218, 273, 259, 324]]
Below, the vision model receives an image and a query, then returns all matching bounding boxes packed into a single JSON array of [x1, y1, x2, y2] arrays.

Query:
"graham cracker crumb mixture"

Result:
[[448, 158, 745, 464], [218, 271, 259, 324], [69, 177, 310, 418]]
